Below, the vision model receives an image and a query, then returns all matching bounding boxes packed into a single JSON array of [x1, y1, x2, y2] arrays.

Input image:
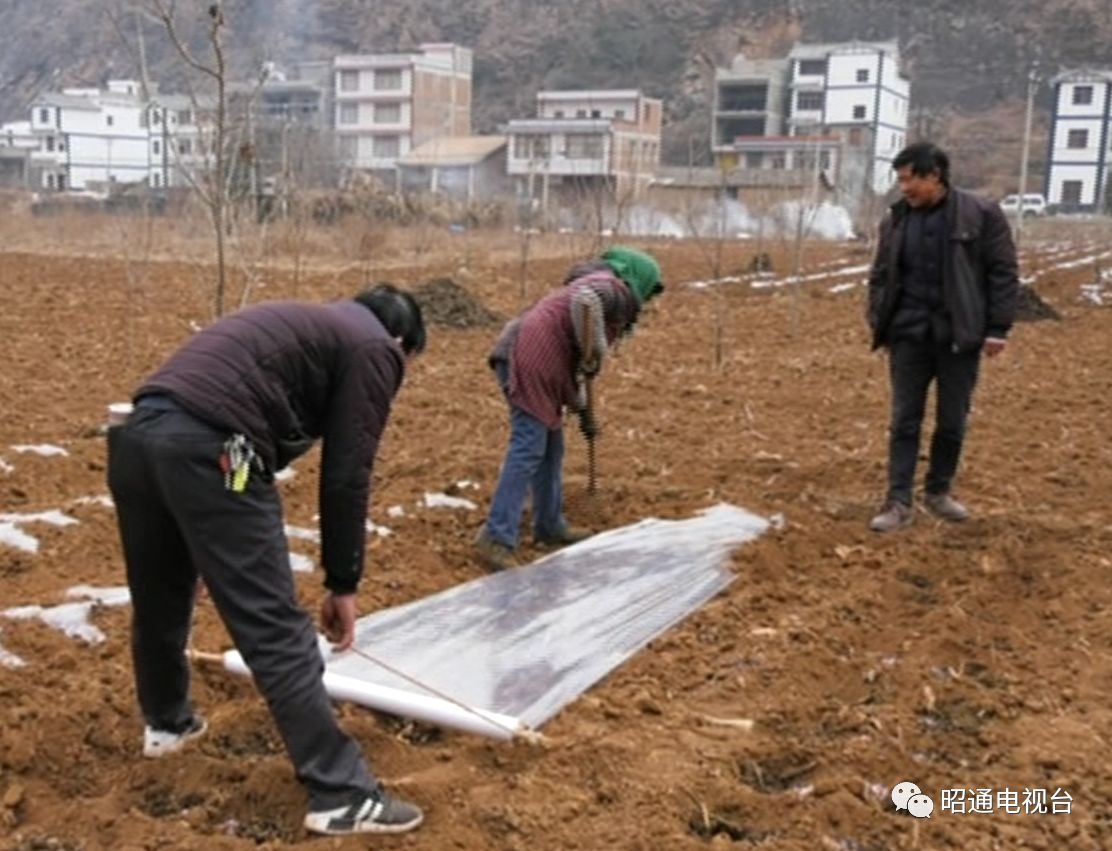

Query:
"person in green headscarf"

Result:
[[476, 246, 664, 572]]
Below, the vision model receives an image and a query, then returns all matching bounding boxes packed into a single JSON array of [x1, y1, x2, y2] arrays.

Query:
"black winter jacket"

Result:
[[867, 188, 1019, 352], [138, 300, 405, 594]]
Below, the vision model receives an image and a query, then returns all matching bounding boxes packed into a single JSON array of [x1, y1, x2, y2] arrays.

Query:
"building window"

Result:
[[55, 173, 65, 190], [151, 172, 161, 188], [106, 114, 114, 127], [45, 136, 55, 152], [554, 110, 564, 118], [614, 109, 625, 119], [1067, 128, 1089, 149], [856, 68, 870, 83], [819, 150, 832, 170], [1061, 180, 1083, 204], [375, 69, 402, 91], [339, 69, 359, 92], [565, 134, 603, 159], [1072, 85, 1093, 106], [797, 91, 824, 111], [152, 109, 162, 124], [45, 173, 54, 190], [339, 103, 359, 124], [590, 109, 601, 118], [853, 105, 867, 120], [515, 135, 550, 160], [374, 103, 401, 124], [719, 84, 768, 112], [798, 59, 826, 77], [178, 109, 192, 125], [575, 109, 587, 118], [179, 139, 192, 155], [39, 108, 50, 124], [770, 153, 786, 169], [745, 152, 763, 168], [153, 140, 161, 155], [372, 135, 400, 158]]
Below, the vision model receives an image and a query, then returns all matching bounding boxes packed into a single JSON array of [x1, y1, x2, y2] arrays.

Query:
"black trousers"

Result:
[[107, 398, 377, 809], [886, 338, 981, 506]]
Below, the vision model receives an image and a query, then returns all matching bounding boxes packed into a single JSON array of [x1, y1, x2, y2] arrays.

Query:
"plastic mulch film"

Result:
[[223, 503, 769, 738]]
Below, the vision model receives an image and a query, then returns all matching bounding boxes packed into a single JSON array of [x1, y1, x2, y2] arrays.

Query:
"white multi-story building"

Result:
[[1045, 69, 1112, 213], [333, 43, 472, 175], [787, 41, 909, 194], [712, 41, 910, 197], [25, 79, 209, 191], [144, 94, 208, 189], [505, 89, 662, 200], [0, 119, 38, 188], [29, 80, 151, 191]]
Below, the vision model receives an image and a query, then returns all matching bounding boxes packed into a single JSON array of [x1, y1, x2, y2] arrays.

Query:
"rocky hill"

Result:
[[2, 0, 1110, 191]]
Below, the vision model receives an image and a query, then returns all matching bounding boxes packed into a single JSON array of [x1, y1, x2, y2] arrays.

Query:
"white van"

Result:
[[999, 193, 1047, 217]]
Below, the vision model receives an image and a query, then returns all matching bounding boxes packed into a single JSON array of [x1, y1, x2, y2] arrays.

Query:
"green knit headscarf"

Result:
[[600, 246, 663, 305]]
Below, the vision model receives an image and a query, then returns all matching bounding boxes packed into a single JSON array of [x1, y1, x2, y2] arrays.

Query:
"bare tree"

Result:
[[142, 0, 232, 316]]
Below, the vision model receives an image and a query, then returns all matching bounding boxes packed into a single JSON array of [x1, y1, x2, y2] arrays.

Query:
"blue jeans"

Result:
[[484, 363, 566, 547]]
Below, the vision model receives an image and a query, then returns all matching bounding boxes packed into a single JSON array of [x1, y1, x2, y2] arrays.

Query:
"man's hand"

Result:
[[320, 592, 357, 651], [984, 337, 1008, 358]]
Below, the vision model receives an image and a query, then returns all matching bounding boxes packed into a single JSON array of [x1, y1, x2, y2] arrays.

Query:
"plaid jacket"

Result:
[[489, 273, 639, 428]]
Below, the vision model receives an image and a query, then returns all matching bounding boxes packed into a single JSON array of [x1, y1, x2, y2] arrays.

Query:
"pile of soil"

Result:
[[413, 277, 503, 329], [1014, 284, 1061, 321]]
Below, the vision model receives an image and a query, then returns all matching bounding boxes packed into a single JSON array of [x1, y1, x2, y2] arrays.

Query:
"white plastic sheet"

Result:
[[224, 503, 769, 737]]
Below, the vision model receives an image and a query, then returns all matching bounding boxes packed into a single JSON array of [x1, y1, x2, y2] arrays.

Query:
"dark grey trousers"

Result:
[[886, 338, 982, 506], [107, 398, 377, 809]]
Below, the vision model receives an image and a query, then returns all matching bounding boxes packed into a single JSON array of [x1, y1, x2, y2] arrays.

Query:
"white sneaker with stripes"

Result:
[[142, 715, 208, 758]]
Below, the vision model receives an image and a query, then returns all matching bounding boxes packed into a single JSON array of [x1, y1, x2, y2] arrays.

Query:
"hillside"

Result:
[[1, 0, 1111, 190]]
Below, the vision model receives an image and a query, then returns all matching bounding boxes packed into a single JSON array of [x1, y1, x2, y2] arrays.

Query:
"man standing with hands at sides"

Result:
[[108, 284, 427, 836], [867, 143, 1019, 532]]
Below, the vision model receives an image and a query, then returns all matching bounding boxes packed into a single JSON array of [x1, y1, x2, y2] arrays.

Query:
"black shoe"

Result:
[[534, 525, 593, 547], [304, 788, 424, 835]]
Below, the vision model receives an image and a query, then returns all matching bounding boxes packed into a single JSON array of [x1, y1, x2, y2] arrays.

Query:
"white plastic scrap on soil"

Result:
[[289, 552, 315, 573], [72, 494, 114, 508], [0, 510, 79, 554], [10, 444, 69, 457], [0, 629, 24, 668], [0, 458, 13, 474], [365, 520, 392, 537], [2, 585, 131, 646], [422, 492, 478, 510], [284, 524, 320, 543]]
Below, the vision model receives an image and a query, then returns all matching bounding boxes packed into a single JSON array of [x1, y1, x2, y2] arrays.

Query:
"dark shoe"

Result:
[[869, 501, 913, 533], [476, 532, 518, 571], [924, 492, 970, 522], [304, 788, 424, 835], [535, 525, 593, 547], [143, 715, 207, 758]]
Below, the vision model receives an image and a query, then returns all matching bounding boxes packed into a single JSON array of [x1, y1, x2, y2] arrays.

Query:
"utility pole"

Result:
[[1015, 65, 1038, 251]]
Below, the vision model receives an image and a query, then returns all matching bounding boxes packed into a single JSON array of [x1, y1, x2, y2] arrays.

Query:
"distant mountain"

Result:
[[1, 0, 1109, 191]]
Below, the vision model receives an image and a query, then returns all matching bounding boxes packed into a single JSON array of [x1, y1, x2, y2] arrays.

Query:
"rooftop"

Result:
[[398, 135, 506, 166]]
